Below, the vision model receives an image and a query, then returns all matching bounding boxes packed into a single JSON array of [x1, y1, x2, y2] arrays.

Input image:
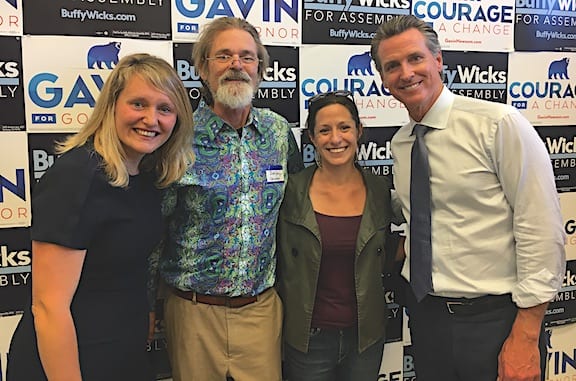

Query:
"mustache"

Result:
[[220, 70, 251, 82]]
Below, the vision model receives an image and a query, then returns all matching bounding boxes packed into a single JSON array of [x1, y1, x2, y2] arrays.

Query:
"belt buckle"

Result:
[[446, 301, 464, 314]]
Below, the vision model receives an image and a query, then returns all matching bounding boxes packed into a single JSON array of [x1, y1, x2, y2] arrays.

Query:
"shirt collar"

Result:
[[409, 86, 454, 132], [194, 99, 263, 141]]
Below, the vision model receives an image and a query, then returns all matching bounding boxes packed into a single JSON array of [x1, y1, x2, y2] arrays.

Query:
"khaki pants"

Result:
[[164, 288, 283, 381]]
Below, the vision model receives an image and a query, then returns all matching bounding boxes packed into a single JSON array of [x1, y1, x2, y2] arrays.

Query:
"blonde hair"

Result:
[[57, 53, 194, 188]]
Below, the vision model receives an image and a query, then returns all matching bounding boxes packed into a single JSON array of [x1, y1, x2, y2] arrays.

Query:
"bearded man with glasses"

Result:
[[148, 16, 303, 381]]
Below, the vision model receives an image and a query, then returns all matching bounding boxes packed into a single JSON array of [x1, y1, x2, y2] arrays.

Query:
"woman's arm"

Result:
[[31, 240, 86, 381]]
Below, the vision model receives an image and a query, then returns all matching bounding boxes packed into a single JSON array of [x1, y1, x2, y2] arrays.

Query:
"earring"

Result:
[[314, 148, 322, 168]]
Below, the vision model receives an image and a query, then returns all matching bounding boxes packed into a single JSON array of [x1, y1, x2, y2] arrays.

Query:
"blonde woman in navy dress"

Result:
[[7, 53, 194, 381]]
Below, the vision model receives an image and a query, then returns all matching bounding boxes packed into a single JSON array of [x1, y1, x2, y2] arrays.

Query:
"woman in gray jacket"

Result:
[[276, 90, 397, 381]]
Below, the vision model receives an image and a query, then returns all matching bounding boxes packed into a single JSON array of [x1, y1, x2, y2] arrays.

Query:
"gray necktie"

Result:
[[410, 124, 433, 302]]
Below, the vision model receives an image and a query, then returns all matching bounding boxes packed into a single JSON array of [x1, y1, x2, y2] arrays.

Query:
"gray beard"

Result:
[[214, 81, 255, 109]]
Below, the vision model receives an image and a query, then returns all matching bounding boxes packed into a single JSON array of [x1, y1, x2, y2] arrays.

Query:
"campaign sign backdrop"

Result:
[[0, 311, 23, 381], [1, 1, 575, 379], [0, 226, 30, 381], [300, 44, 408, 128], [0, 132, 30, 228], [383, 286, 403, 345], [357, 126, 398, 182], [171, 0, 300, 45], [27, 133, 72, 190], [0, 0, 22, 36], [301, 0, 410, 45], [412, 0, 515, 52], [383, 220, 406, 346], [148, 300, 171, 379], [378, 341, 404, 381], [173, 43, 299, 125], [256, 45, 300, 126], [536, 126, 576, 192], [0, 35, 25, 131], [508, 51, 576, 126], [22, 35, 172, 133], [514, 0, 576, 52], [545, 260, 576, 327], [442, 51, 508, 104], [173, 42, 202, 110], [560, 192, 576, 262], [0, 227, 31, 314], [22, 0, 171, 40], [402, 343, 417, 381], [544, 323, 576, 380]]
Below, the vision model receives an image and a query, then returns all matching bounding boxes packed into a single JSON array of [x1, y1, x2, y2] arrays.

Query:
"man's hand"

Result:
[[497, 331, 540, 381], [497, 303, 547, 381]]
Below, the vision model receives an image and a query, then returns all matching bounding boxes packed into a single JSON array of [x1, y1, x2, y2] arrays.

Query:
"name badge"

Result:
[[266, 165, 284, 183]]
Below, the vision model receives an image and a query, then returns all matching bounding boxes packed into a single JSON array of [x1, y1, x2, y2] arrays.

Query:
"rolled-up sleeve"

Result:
[[494, 112, 566, 308]]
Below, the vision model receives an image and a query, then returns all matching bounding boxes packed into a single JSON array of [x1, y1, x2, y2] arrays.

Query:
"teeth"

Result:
[[403, 82, 419, 90], [329, 147, 346, 153], [135, 129, 156, 137]]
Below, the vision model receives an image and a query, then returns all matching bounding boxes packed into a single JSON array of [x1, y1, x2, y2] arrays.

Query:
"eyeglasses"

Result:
[[307, 90, 355, 108], [206, 54, 261, 65]]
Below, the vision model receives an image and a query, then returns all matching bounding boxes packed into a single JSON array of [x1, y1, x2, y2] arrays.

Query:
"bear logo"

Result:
[[87, 42, 121, 69], [548, 57, 570, 80], [348, 52, 373, 76]]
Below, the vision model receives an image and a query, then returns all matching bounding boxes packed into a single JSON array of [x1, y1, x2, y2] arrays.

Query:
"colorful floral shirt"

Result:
[[152, 100, 300, 297]]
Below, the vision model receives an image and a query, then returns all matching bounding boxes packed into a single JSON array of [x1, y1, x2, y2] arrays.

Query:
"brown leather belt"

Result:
[[172, 288, 258, 308]]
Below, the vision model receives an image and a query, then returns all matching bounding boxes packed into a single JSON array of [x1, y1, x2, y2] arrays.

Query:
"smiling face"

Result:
[[114, 73, 177, 169], [310, 103, 362, 169], [201, 28, 260, 110], [376, 28, 444, 121]]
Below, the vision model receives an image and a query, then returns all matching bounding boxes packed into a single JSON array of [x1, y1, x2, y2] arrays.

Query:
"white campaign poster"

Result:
[[0, 132, 30, 228], [412, 0, 515, 52], [300, 44, 408, 128], [545, 323, 576, 380], [560, 192, 576, 262], [508, 52, 576, 126], [379, 340, 404, 381], [0, 0, 22, 36], [22, 35, 173, 133], [171, 0, 301, 45]]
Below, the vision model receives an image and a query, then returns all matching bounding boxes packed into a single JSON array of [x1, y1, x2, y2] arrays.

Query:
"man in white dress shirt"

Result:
[[371, 15, 566, 381]]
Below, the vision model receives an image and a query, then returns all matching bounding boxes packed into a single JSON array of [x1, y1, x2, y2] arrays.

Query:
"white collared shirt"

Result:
[[392, 86, 566, 308]]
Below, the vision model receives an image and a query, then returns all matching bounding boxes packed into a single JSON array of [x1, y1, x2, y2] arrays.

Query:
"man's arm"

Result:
[[498, 303, 547, 381], [494, 112, 565, 306], [493, 111, 565, 381]]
